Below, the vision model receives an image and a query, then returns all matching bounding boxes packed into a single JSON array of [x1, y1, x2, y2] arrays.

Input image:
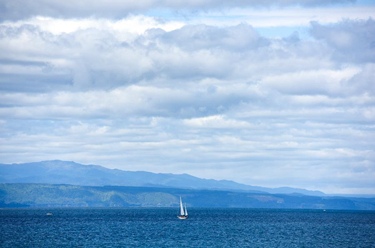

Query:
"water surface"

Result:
[[1, 208, 374, 247]]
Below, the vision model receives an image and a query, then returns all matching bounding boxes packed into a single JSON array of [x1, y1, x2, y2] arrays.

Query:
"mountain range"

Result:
[[0, 160, 326, 196]]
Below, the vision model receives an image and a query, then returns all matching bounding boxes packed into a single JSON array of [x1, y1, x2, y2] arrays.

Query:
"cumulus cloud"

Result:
[[1, 14, 375, 193], [156, 24, 268, 51], [310, 18, 375, 63], [344, 63, 375, 95], [259, 67, 361, 96], [2, 18, 373, 96], [0, 20, 333, 92], [183, 115, 252, 128], [0, 21, 269, 92]]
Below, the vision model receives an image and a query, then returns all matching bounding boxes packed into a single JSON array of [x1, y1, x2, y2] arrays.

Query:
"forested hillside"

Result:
[[1, 184, 374, 210]]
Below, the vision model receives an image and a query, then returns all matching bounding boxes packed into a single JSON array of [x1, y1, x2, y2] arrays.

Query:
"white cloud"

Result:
[[259, 67, 361, 95], [1, 14, 375, 194], [183, 115, 252, 128], [3, 15, 184, 37]]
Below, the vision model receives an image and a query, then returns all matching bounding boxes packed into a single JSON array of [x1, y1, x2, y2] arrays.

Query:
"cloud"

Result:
[[156, 24, 268, 51], [1, 17, 373, 93], [0, 82, 263, 119], [183, 115, 252, 128], [0, 21, 268, 92], [310, 18, 375, 63], [187, 6, 375, 29], [1, 115, 374, 194], [1, 18, 374, 121], [1, 15, 375, 194], [259, 67, 361, 96], [0, 0, 356, 21], [2, 15, 184, 36]]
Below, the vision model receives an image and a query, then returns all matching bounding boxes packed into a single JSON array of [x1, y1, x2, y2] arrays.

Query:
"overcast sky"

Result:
[[1, 0, 375, 194]]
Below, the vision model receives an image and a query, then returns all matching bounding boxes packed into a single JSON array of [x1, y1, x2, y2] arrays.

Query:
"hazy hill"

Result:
[[1, 184, 374, 210], [0, 160, 325, 196]]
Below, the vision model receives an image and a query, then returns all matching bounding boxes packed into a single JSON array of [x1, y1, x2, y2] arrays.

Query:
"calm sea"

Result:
[[1, 208, 374, 247]]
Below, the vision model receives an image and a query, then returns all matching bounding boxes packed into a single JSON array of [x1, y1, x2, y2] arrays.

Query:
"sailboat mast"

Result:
[[180, 197, 185, 216], [184, 203, 188, 216]]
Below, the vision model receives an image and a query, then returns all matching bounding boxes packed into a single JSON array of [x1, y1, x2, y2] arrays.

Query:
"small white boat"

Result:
[[177, 196, 188, 219], [46, 212, 53, 216]]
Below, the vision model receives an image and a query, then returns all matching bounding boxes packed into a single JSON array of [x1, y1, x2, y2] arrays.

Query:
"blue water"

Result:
[[1, 208, 374, 247]]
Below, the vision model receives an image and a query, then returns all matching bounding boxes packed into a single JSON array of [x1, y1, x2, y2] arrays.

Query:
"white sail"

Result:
[[180, 197, 185, 216], [184, 203, 188, 216]]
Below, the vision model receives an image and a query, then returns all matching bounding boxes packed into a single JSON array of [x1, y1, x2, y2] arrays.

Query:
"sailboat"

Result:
[[177, 196, 188, 219]]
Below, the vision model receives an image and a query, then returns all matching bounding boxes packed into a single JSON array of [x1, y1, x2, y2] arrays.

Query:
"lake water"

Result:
[[1, 208, 374, 247]]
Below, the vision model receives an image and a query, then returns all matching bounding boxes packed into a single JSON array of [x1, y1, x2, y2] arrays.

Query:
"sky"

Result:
[[0, 0, 375, 194]]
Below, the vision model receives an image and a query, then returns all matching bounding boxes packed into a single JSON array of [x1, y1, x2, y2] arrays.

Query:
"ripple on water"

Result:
[[0, 208, 374, 247]]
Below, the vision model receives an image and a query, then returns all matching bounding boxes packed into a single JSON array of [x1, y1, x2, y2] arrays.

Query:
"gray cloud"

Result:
[[344, 64, 375, 95], [1, 17, 375, 194], [310, 18, 375, 63], [0, 22, 330, 92], [1, 20, 374, 118], [0, 0, 356, 21], [153, 24, 268, 51], [2, 23, 265, 92]]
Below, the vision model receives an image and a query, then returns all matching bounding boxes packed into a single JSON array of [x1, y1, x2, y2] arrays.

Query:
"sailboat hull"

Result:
[[177, 215, 188, 219]]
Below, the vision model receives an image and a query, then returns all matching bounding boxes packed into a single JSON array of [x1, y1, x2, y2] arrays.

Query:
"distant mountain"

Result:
[[1, 184, 374, 210], [0, 160, 325, 196]]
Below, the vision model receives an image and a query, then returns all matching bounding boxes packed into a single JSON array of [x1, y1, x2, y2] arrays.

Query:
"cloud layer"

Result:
[[0, 5, 374, 194], [0, 0, 356, 21]]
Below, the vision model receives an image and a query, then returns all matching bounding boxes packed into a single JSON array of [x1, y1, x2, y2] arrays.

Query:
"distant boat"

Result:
[[46, 213, 53, 216], [177, 196, 188, 219]]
